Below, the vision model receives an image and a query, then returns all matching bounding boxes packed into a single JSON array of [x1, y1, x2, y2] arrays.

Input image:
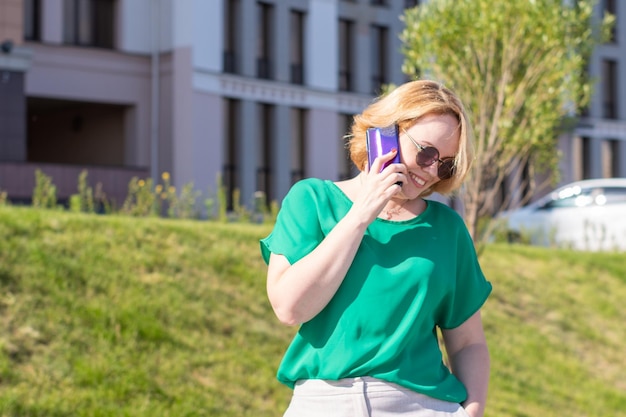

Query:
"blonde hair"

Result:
[[348, 79, 474, 196]]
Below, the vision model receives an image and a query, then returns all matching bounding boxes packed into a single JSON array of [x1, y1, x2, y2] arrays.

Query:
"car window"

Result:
[[541, 189, 592, 209], [542, 196, 576, 209], [601, 187, 626, 205], [538, 184, 626, 210]]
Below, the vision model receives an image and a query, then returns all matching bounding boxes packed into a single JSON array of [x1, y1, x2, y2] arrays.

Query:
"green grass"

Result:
[[0, 206, 625, 416]]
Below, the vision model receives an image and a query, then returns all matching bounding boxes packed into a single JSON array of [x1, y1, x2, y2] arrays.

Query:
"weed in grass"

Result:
[[170, 182, 201, 219], [122, 177, 159, 217], [69, 170, 101, 214], [0, 189, 8, 206], [32, 169, 58, 209], [24, 168, 278, 223]]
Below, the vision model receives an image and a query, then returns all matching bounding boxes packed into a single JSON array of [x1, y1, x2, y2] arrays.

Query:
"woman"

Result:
[[260, 80, 492, 417]]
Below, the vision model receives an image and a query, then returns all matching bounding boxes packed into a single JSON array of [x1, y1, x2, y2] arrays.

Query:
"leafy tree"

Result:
[[400, 0, 613, 243]]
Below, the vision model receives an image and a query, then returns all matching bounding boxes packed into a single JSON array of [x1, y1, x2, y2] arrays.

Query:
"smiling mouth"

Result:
[[409, 172, 426, 187]]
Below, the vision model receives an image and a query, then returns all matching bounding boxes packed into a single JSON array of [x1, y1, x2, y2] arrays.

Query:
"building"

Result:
[[0, 0, 623, 211], [561, 0, 626, 181], [0, 0, 413, 209]]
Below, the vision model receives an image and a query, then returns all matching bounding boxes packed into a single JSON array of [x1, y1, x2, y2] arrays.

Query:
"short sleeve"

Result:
[[437, 216, 492, 329], [260, 179, 327, 266]]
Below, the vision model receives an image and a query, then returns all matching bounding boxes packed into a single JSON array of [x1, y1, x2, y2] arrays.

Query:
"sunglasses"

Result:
[[401, 127, 456, 180]]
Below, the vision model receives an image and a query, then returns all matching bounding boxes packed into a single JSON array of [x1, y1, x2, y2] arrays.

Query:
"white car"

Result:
[[500, 178, 626, 251]]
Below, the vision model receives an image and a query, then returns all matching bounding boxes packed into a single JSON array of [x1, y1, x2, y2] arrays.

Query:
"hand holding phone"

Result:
[[366, 125, 402, 186]]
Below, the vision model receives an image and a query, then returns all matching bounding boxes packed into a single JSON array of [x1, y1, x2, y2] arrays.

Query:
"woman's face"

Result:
[[397, 113, 460, 199]]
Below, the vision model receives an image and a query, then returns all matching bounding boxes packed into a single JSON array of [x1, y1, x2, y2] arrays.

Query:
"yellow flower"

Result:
[[162, 172, 170, 181], [161, 192, 168, 200], [168, 186, 176, 194], [138, 179, 145, 187], [155, 184, 163, 193]]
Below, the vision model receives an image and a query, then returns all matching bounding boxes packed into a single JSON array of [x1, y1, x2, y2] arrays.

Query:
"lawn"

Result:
[[0, 206, 624, 416]]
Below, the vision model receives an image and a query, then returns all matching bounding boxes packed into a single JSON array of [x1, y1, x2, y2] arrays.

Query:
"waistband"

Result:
[[294, 377, 418, 396]]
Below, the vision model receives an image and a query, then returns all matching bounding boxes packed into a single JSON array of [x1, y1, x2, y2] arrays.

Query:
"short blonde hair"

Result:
[[348, 80, 474, 196]]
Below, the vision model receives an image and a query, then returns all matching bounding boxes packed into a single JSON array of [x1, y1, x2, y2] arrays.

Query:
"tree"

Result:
[[400, 0, 613, 243]]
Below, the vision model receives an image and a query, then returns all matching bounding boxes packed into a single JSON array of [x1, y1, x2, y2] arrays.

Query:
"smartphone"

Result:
[[366, 125, 401, 173]]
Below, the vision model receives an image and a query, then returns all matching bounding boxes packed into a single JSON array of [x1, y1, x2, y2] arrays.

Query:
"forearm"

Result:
[[267, 208, 370, 325], [448, 343, 490, 417]]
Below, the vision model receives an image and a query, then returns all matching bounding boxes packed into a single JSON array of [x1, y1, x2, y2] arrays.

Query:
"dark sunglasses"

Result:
[[401, 127, 456, 180]]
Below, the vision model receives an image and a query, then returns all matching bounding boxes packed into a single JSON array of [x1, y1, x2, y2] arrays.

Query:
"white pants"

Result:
[[284, 377, 470, 417]]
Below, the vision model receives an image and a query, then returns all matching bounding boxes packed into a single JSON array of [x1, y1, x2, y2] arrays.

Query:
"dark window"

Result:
[[290, 10, 306, 85], [339, 113, 356, 180], [602, 60, 618, 119], [291, 108, 307, 183], [580, 102, 590, 118], [63, 0, 115, 48], [581, 136, 592, 179], [606, 139, 621, 177], [603, 0, 617, 43], [371, 24, 389, 94], [258, 103, 275, 201], [257, 2, 274, 80], [404, 0, 420, 8], [224, 98, 241, 210], [223, 0, 240, 73], [339, 19, 354, 92], [371, 0, 387, 5], [543, 192, 591, 209], [602, 187, 626, 204], [24, 0, 41, 41]]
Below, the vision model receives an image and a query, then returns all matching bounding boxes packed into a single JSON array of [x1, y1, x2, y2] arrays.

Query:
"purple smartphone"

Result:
[[366, 125, 401, 173]]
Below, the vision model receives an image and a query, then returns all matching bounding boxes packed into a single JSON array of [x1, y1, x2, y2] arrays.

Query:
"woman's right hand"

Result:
[[352, 149, 406, 224]]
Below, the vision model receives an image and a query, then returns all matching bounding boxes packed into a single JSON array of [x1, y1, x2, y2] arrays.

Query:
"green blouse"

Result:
[[260, 178, 492, 403]]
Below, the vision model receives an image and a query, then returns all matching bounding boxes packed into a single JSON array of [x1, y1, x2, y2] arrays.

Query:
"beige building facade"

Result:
[[0, 0, 623, 211]]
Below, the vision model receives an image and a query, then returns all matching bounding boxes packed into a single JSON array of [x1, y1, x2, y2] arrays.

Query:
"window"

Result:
[[223, 0, 240, 73], [258, 104, 275, 201], [257, 2, 274, 80], [24, 0, 41, 41], [339, 19, 354, 92], [371, 0, 387, 5], [541, 186, 593, 209], [603, 187, 626, 204], [63, 0, 115, 48], [290, 10, 306, 85], [370, 24, 389, 94], [581, 136, 592, 179], [291, 108, 307, 183], [603, 0, 617, 43], [544, 185, 626, 208], [603, 139, 621, 178], [338, 113, 357, 180], [542, 194, 585, 209], [579, 101, 590, 118], [224, 98, 241, 210], [602, 60, 618, 119]]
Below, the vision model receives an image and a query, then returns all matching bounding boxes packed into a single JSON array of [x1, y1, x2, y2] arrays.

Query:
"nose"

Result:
[[421, 161, 439, 177]]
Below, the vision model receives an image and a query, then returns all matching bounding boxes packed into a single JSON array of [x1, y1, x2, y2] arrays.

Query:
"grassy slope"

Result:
[[0, 206, 624, 417]]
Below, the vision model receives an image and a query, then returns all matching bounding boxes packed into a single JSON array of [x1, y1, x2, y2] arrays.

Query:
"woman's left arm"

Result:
[[441, 311, 490, 417]]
